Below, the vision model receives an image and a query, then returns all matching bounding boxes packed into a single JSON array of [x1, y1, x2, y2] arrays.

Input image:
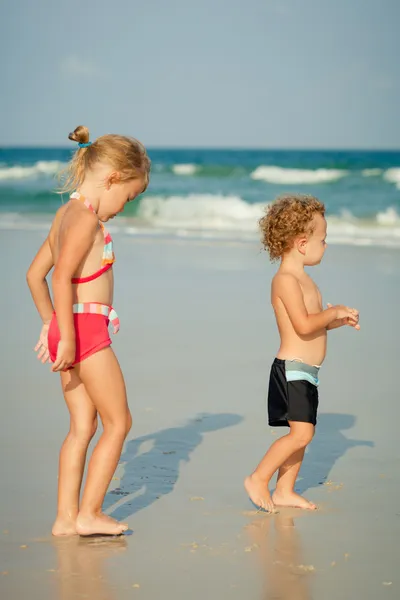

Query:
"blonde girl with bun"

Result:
[[27, 126, 150, 536]]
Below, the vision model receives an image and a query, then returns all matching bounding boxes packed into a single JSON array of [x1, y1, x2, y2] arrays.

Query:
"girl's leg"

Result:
[[74, 348, 132, 535], [53, 370, 98, 536], [244, 422, 314, 512]]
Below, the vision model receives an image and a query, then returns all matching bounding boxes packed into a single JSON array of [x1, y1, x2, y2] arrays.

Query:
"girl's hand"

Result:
[[52, 340, 76, 372], [34, 322, 51, 364]]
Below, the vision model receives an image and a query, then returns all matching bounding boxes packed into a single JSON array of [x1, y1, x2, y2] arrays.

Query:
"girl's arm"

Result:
[[26, 236, 55, 323], [52, 210, 98, 344]]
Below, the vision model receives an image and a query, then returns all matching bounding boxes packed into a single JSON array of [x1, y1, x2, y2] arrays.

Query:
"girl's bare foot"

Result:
[[76, 513, 128, 536], [272, 490, 317, 510], [244, 474, 275, 512], [52, 516, 77, 536]]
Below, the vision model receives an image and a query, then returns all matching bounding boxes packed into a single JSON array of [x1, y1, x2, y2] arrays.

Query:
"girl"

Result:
[[26, 126, 150, 536]]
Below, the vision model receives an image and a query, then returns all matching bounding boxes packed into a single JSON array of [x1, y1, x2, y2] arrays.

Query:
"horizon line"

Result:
[[1, 145, 400, 152]]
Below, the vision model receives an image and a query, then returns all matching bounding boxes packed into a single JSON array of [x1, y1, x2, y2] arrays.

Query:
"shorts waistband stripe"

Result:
[[72, 303, 120, 334], [285, 369, 319, 387]]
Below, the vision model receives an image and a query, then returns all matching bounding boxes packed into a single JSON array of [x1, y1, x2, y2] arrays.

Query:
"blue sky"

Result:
[[0, 0, 399, 148]]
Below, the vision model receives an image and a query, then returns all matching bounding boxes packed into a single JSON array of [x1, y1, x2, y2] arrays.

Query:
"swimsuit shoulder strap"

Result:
[[70, 191, 96, 214], [70, 191, 105, 232], [70, 191, 114, 264]]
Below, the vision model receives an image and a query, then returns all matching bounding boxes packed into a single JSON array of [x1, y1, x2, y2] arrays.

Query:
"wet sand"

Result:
[[1, 229, 399, 599]]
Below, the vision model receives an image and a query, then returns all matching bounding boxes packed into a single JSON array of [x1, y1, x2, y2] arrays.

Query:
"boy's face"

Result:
[[304, 213, 327, 266]]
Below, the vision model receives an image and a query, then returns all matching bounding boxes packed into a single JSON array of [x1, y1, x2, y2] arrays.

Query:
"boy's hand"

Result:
[[52, 340, 76, 372], [34, 322, 51, 364], [341, 316, 360, 329], [327, 304, 360, 330]]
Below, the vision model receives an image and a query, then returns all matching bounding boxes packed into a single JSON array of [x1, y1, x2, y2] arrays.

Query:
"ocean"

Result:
[[1, 147, 400, 247]]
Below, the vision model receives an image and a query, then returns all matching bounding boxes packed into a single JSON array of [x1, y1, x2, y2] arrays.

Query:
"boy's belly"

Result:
[[277, 331, 327, 367]]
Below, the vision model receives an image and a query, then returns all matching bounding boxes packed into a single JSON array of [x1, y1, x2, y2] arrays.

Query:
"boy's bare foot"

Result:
[[272, 490, 317, 510], [76, 513, 129, 536], [244, 474, 275, 512], [52, 516, 77, 536]]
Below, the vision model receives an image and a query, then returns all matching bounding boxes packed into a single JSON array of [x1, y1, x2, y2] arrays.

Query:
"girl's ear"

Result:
[[104, 171, 121, 189]]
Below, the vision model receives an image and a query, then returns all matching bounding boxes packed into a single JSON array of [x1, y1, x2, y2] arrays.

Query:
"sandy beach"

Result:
[[1, 228, 400, 599]]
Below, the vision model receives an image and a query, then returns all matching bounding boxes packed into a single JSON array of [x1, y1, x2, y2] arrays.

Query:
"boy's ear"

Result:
[[296, 236, 307, 256]]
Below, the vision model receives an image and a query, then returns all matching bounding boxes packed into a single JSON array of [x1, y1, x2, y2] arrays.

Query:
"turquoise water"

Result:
[[1, 147, 400, 246]]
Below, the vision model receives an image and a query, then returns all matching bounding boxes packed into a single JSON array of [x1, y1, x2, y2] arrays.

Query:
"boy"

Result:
[[245, 194, 359, 512]]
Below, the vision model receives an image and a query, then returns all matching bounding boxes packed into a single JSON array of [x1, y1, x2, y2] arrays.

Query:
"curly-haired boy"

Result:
[[245, 194, 360, 512]]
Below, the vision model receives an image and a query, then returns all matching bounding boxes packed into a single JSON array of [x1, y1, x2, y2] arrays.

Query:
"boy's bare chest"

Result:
[[300, 279, 322, 312]]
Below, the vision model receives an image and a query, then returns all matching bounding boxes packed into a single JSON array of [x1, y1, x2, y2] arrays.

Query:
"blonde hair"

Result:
[[259, 194, 325, 261], [59, 125, 151, 194]]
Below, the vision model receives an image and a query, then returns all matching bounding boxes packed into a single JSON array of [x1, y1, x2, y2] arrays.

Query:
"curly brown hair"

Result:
[[259, 194, 325, 261]]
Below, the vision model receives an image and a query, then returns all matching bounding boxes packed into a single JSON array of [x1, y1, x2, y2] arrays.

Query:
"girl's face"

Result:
[[99, 175, 146, 222]]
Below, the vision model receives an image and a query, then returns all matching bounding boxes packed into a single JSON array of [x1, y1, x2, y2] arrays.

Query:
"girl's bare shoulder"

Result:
[[48, 200, 97, 247]]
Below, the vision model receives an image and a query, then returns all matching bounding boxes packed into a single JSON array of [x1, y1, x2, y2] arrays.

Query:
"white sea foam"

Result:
[[383, 168, 400, 189], [0, 161, 65, 181], [250, 166, 348, 184], [135, 195, 400, 247], [376, 207, 400, 225], [2, 196, 400, 249], [137, 194, 264, 231], [172, 164, 198, 176]]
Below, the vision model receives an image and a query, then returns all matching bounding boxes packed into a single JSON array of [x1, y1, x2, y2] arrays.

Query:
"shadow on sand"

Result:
[[295, 412, 374, 495], [103, 412, 243, 521]]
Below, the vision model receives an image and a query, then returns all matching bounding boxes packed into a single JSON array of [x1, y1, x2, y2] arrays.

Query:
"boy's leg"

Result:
[[53, 370, 98, 536], [275, 448, 305, 492], [272, 435, 316, 509], [244, 422, 314, 511], [75, 347, 132, 536]]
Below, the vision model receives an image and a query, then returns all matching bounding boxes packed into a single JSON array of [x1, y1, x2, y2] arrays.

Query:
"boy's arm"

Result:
[[26, 237, 55, 324], [274, 274, 340, 336], [326, 304, 360, 331], [326, 319, 346, 330]]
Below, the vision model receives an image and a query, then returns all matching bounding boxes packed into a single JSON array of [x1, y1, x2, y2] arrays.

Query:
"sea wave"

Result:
[[170, 163, 390, 181], [0, 161, 66, 181], [1, 160, 399, 188], [136, 195, 400, 247], [250, 166, 348, 184], [2, 197, 400, 248], [169, 164, 399, 183], [375, 206, 400, 224], [137, 194, 264, 230], [383, 168, 400, 189], [172, 163, 198, 176]]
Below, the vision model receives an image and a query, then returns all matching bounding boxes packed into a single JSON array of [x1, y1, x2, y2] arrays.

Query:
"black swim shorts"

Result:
[[267, 358, 319, 427]]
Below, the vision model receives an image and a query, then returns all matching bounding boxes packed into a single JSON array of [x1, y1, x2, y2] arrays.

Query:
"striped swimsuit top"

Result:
[[70, 191, 115, 284]]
